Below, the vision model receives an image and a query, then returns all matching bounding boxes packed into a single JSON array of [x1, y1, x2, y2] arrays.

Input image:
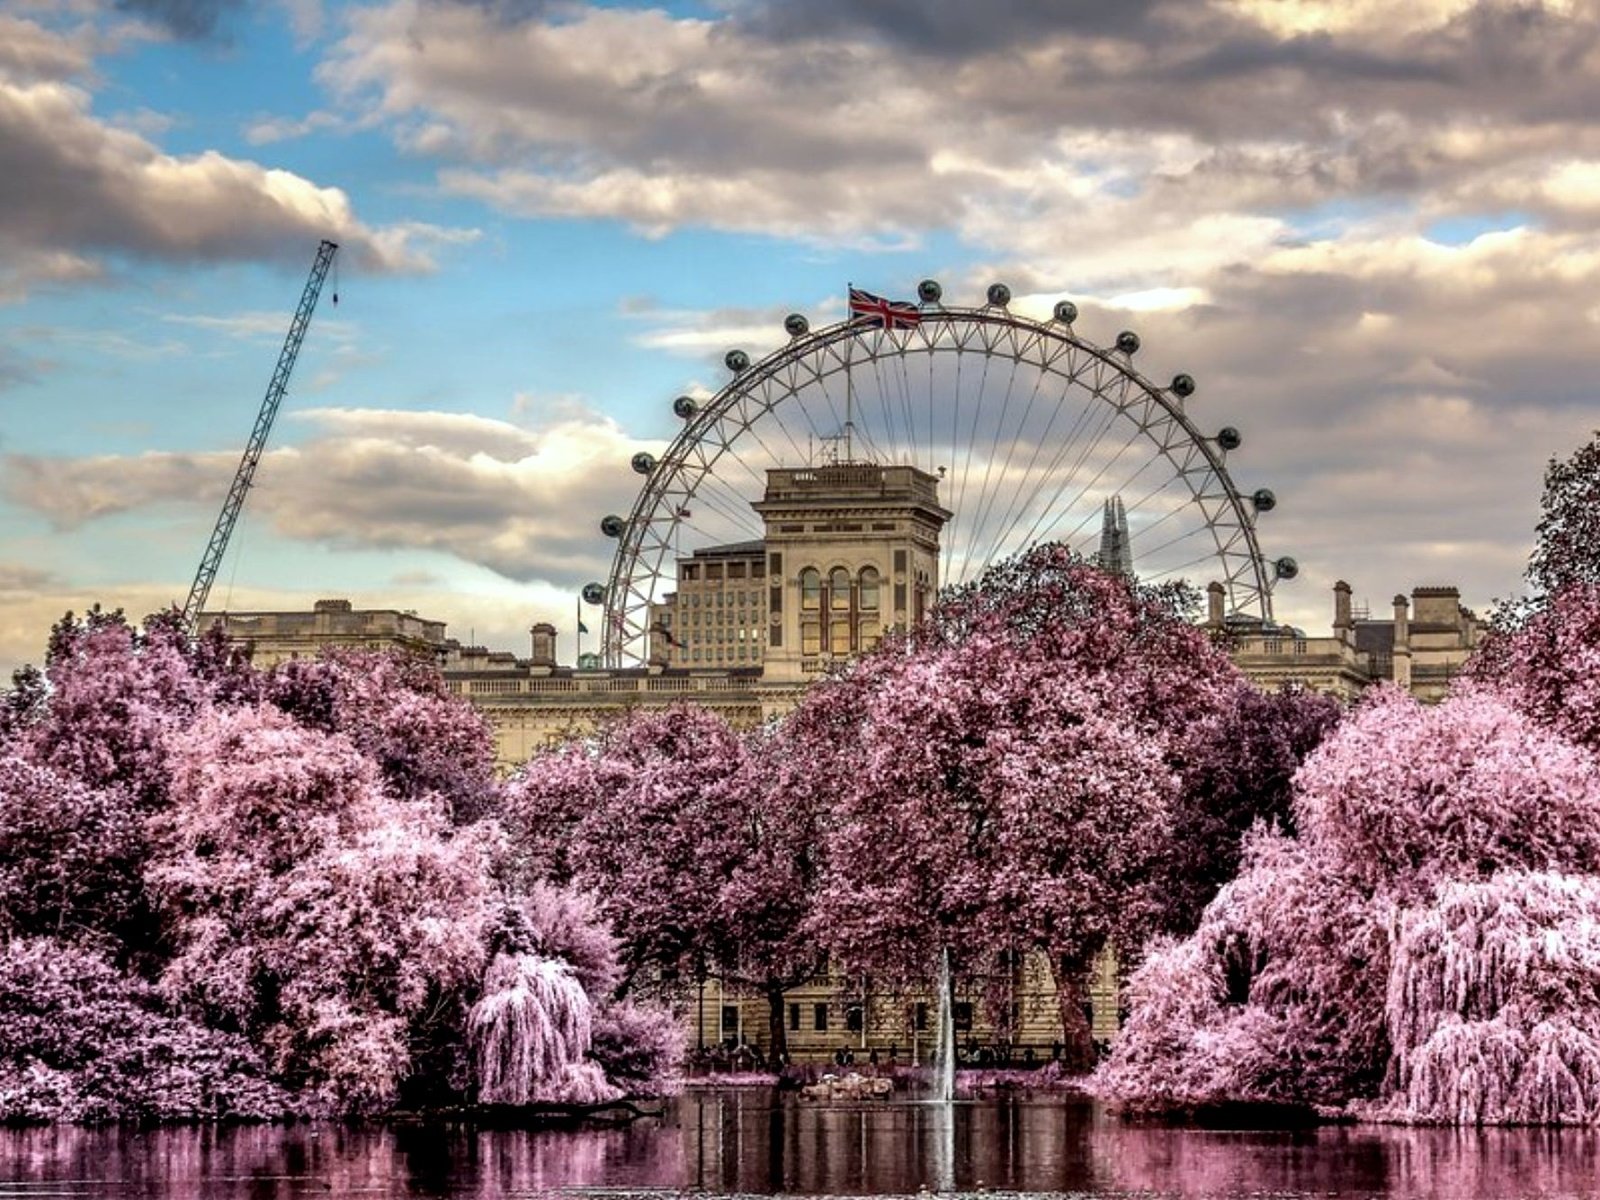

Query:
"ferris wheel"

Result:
[[591, 280, 1294, 669]]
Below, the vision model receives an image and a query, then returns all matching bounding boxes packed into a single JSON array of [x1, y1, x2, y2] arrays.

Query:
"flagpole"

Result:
[[844, 282, 855, 464], [575, 595, 582, 664]]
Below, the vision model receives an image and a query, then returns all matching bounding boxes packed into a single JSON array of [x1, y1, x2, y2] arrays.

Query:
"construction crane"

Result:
[[182, 239, 339, 634]]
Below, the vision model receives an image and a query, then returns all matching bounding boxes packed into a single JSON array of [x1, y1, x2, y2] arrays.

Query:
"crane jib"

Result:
[[182, 239, 339, 634]]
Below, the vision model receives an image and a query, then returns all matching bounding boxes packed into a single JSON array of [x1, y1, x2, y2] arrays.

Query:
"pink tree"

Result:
[[27, 609, 210, 811], [151, 703, 494, 1112], [802, 547, 1233, 1068], [1097, 686, 1600, 1122], [714, 725, 827, 1060], [0, 938, 290, 1122]]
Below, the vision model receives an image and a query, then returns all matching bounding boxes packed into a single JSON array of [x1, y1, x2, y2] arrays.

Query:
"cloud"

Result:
[[0, 15, 476, 299], [113, 0, 243, 42], [2, 406, 660, 585]]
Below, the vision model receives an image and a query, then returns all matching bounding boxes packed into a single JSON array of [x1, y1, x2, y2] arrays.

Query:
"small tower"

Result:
[[1095, 495, 1133, 577]]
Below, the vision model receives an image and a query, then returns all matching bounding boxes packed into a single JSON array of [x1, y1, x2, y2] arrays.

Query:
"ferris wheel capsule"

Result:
[[631, 452, 656, 475], [725, 349, 751, 373], [918, 279, 943, 304], [673, 395, 698, 419], [581, 582, 607, 605], [1171, 373, 1196, 397], [601, 514, 626, 538], [784, 313, 809, 337], [1252, 488, 1277, 513], [1274, 556, 1299, 581], [1116, 331, 1141, 355], [986, 283, 1012, 307], [1052, 300, 1078, 325], [1217, 426, 1242, 451]]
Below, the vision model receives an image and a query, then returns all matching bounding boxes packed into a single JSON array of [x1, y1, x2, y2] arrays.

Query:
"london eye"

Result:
[[594, 281, 1291, 669]]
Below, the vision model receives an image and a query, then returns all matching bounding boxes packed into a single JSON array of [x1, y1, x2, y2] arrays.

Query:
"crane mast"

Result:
[[182, 239, 338, 634]]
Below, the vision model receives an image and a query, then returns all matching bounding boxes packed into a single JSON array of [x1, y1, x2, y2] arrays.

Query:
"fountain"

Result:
[[932, 946, 956, 1103]]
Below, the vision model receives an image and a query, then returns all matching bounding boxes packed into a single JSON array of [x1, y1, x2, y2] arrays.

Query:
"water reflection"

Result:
[[1, 1092, 1598, 1198]]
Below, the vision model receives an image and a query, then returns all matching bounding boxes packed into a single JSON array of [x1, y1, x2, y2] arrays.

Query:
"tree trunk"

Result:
[[766, 984, 788, 1063], [1049, 956, 1097, 1073]]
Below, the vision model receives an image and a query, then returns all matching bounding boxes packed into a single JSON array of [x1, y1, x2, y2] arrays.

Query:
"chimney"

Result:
[[1206, 581, 1225, 628], [1391, 594, 1412, 692], [1333, 580, 1352, 643], [529, 621, 557, 669]]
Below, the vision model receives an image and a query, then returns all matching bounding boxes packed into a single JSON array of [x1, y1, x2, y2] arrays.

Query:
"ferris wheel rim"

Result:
[[600, 301, 1276, 669]]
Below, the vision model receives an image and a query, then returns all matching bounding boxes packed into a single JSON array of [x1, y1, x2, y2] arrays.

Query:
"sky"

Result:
[[2, 0, 1599, 676]]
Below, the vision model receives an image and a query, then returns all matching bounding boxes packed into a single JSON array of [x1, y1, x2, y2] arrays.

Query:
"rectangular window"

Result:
[[894, 550, 907, 573], [802, 623, 821, 655], [915, 1003, 929, 1032], [789, 1003, 801, 1031], [813, 1003, 829, 1032], [721, 1005, 740, 1036], [954, 1002, 974, 1032], [845, 1005, 863, 1033], [729, 562, 745, 580], [707, 564, 723, 581], [769, 553, 782, 575]]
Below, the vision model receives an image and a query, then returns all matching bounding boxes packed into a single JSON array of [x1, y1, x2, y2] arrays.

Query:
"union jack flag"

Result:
[[848, 286, 922, 330]]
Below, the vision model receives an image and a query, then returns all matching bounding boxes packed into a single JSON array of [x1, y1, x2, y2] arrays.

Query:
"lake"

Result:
[[1, 1089, 1596, 1198]]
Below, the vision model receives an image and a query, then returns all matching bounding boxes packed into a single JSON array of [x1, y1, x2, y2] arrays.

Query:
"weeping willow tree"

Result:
[[469, 953, 618, 1105]]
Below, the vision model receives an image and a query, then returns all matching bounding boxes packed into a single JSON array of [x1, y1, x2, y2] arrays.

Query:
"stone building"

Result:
[[1217, 580, 1480, 701], [198, 598, 448, 669]]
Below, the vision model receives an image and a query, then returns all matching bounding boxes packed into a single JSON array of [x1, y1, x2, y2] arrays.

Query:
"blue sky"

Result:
[[3, 0, 1598, 674]]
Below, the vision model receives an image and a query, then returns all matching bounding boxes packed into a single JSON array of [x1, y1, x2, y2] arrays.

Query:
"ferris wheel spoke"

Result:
[[980, 349, 1094, 564]]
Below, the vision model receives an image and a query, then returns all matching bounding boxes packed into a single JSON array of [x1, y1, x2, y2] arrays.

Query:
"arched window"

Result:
[[800, 567, 821, 610], [859, 619, 881, 652], [859, 566, 880, 610], [830, 567, 851, 610]]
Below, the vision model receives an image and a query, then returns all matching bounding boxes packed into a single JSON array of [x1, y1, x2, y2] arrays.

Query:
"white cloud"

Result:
[[3, 406, 662, 585]]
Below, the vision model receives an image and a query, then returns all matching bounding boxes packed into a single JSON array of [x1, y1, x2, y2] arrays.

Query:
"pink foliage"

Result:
[[0, 756, 142, 941], [469, 953, 617, 1105], [589, 1002, 686, 1096], [1468, 582, 1600, 753], [508, 883, 624, 1000], [506, 704, 749, 985], [1370, 872, 1600, 1124], [152, 704, 492, 1112], [796, 550, 1227, 1060], [266, 650, 499, 822], [1294, 686, 1600, 895], [29, 615, 207, 809], [0, 938, 289, 1122], [1100, 686, 1600, 1125]]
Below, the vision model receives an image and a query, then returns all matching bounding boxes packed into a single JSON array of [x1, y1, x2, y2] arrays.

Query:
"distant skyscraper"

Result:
[[1096, 495, 1133, 576]]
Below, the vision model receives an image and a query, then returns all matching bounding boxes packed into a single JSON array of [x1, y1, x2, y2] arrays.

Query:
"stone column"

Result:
[[1206, 581, 1225, 629]]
